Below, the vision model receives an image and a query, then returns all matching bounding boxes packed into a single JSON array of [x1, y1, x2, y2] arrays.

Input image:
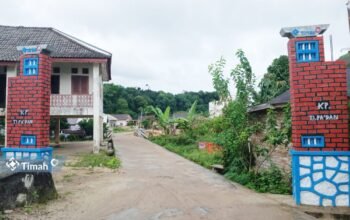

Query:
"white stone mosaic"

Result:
[[297, 155, 350, 207]]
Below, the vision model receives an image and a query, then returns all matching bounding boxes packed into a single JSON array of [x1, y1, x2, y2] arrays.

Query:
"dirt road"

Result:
[[8, 133, 313, 220]]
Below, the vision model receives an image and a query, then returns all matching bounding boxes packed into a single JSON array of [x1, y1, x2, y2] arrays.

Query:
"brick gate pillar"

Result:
[[2, 45, 53, 170], [281, 25, 350, 207]]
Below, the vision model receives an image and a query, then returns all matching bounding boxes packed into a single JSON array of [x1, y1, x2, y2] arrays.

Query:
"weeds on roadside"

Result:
[[225, 166, 291, 194], [67, 153, 121, 169], [151, 135, 222, 169]]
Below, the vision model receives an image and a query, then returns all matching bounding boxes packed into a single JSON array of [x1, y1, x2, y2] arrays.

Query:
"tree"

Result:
[[209, 49, 257, 172], [79, 119, 93, 136], [256, 55, 289, 104], [134, 95, 148, 110], [103, 84, 219, 118], [116, 98, 129, 113], [230, 49, 256, 106], [208, 57, 231, 101], [49, 118, 69, 132]]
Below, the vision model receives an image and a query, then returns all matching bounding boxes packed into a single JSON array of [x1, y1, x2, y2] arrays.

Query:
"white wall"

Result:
[[6, 65, 17, 78], [209, 101, 227, 118]]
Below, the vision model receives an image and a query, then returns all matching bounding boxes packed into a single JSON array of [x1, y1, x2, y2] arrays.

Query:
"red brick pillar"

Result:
[[6, 52, 51, 148], [288, 37, 349, 151], [281, 25, 350, 207]]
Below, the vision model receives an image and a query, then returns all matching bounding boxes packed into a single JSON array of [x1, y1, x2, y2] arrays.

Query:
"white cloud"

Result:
[[0, 0, 349, 93]]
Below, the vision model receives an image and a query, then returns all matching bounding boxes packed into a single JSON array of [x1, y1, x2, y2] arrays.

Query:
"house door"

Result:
[[0, 73, 6, 108]]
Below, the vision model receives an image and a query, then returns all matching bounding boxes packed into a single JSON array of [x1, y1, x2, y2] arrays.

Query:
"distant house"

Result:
[[172, 111, 188, 119], [0, 25, 112, 149], [209, 101, 227, 118], [66, 118, 82, 131], [108, 114, 132, 127], [248, 90, 290, 114]]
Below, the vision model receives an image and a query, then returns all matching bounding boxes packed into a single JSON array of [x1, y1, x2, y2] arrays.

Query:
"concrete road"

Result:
[[103, 133, 311, 220], [12, 133, 314, 220]]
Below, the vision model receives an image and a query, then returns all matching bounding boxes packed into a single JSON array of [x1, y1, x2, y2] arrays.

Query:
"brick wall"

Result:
[[6, 53, 51, 148], [288, 36, 349, 151]]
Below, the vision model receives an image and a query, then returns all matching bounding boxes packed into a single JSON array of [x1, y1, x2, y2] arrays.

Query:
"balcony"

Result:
[[0, 95, 94, 117], [50, 95, 94, 117]]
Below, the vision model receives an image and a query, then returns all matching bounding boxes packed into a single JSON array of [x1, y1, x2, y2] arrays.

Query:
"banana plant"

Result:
[[145, 105, 172, 134], [175, 101, 198, 131]]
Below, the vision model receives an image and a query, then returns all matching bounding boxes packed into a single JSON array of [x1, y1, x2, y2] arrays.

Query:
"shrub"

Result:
[[150, 135, 222, 168], [225, 166, 291, 194], [67, 134, 80, 142], [151, 134, 195, 146], [79, 119, 93, 136]]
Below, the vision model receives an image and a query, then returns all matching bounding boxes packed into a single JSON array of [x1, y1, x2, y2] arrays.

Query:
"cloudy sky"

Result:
[[1, 0, 349, 94]]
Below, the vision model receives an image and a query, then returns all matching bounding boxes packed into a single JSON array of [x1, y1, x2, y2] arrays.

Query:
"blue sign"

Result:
[[20, 135, 37, 146], [17, 45, 47, 55], [280, 24, 329, 38]]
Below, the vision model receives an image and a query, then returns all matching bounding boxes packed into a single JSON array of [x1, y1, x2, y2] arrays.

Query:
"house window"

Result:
[[71, 68, 78, 74], [51, 75, 60, 94], [72, 76, 89, 94], [53, 67, 60, 74], [23, 58, 39, 76], [301, 135, 325, 148], [82, 68, 89, 74], [296, 41, 319, 63]]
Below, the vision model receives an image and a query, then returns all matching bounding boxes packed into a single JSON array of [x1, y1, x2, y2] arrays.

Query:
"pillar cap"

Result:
[[17, 44, 49, 54], [280, 24, 329, 38]]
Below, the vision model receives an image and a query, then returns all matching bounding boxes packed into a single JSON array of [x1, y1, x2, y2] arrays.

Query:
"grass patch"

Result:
[[151, 135, 222, 169], [151, 135, 291, 195], [69, 152, 121, 170], [113, 126, 132, 133]]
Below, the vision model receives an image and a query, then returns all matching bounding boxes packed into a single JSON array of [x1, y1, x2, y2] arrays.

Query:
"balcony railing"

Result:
[[50, 95, 93, 108]]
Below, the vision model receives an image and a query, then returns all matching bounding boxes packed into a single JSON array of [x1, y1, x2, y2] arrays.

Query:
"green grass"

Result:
[[225, 167, 292, 194], [151, 136, 222, 169], [113, 126, 132, 133], [69, 152, 121, 170], [151, 135, 291, 195]]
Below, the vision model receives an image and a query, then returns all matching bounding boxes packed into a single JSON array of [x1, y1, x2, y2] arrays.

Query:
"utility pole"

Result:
[[347, 0, 350, 32]]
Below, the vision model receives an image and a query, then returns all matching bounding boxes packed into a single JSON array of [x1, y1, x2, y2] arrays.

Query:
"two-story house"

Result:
[[0, 25, 112, 151]]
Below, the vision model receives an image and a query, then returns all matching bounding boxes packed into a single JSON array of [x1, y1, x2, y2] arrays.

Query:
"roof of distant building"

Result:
[[111, 114, 132, 121], [0, 25, 112, 79]]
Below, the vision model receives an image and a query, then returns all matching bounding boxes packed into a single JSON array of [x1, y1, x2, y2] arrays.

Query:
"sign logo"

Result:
[[291, 26, 321, 37], [16, 45, 48, 54], [6, 157, 20, 171], [4, 157, 61, 172]]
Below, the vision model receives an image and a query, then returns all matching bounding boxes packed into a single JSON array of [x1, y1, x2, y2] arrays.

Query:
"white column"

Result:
[[93, 63, 100, 153], [100, 75, 104, 142]]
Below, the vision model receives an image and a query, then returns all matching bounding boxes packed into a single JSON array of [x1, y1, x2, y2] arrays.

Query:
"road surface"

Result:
[[10, 133, 314, 220]]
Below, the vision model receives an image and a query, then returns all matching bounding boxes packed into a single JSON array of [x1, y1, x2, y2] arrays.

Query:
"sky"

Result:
[[0, 0, 349, 94]]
